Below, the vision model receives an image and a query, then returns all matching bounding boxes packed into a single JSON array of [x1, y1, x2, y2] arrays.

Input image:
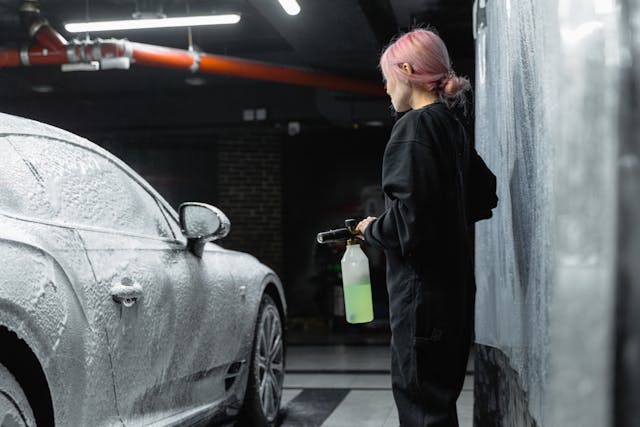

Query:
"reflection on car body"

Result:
[[0, 113, 286, 426]]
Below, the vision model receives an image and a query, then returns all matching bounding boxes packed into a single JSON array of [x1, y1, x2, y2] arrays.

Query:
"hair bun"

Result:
[[443, 75, 471, 97]]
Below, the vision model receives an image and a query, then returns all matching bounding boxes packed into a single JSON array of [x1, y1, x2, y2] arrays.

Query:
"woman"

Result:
[[356, 29, 496, 426]]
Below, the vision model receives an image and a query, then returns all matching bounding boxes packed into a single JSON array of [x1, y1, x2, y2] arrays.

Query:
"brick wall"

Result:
[[216, 131, 283, 277]]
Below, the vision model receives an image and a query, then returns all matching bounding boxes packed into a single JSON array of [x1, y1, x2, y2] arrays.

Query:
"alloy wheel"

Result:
[[256, 305, 284, 421]]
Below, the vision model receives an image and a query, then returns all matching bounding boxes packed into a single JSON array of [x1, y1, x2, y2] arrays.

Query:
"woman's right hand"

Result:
[[355, 216, 376, 239]]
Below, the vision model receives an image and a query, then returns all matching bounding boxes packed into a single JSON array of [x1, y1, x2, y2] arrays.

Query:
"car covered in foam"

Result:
[[0, 112, 287, 426]]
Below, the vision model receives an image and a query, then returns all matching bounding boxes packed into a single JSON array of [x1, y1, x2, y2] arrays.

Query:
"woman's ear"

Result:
[[401, 63, 414, 74]]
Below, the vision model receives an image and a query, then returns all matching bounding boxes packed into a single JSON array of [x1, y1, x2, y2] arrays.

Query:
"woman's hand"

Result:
[[356, 216, 376, 239]]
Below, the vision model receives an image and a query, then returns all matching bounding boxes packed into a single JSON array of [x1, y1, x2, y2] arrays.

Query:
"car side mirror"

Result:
[[179, 202, 231, 257]]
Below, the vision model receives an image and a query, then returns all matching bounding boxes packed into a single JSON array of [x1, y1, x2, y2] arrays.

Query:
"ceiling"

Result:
[[0, 0, 475, 130]]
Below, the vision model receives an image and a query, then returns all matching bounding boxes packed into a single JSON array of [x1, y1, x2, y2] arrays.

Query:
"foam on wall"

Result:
[[474, 0, 555, 423], [474, 0, 623, 425]]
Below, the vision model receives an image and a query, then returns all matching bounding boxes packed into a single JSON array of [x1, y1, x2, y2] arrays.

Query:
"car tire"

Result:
[[238, 294, 285, 427], [0, 362, 36, 427]]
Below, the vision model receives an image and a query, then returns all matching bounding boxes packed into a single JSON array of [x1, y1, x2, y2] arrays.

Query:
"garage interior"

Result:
[[1, 0, 639, 426], [0, 0, 474, 333]]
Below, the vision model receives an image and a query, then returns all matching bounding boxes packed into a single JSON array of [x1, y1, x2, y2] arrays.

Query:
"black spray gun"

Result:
[[317, 219, 374, 324]]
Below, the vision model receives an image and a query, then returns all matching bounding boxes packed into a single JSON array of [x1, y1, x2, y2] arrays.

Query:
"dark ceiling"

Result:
[[0, 0, 474, 130]]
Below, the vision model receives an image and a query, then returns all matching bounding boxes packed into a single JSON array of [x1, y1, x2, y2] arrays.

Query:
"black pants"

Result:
[[388, 273, 474, 427]]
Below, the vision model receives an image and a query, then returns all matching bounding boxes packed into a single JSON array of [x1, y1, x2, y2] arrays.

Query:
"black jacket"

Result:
[[364, 102, 496, 332]]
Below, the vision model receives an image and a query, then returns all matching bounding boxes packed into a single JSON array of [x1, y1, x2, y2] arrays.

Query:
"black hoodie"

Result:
[[364, 101, 497, 338]]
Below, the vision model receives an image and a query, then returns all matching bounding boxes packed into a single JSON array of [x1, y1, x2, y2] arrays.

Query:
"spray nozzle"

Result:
[[317, 218, 361, 244]]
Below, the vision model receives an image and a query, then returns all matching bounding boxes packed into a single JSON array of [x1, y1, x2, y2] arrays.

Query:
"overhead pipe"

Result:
[[20, 0, 67, 51], [0, 50, 20, 67], [1, 1, 385, 96], [128, 43, 385, 95]]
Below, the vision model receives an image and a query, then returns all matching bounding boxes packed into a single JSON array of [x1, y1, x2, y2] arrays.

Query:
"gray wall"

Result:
[[615, 1, 640, 425], [473, 0, 627, 425], [473, 0, 554, 422]]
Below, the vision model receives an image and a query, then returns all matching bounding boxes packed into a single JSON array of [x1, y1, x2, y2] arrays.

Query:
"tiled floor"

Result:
[[286, 345, 395, 372], [274, 345, 474, 427]]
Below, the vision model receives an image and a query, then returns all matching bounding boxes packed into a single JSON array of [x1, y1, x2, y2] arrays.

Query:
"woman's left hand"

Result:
[[356, 216, 376, 239]]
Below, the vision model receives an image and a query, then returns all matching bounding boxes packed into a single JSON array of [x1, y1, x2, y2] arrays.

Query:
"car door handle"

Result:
[[110, 280, 143, 308]]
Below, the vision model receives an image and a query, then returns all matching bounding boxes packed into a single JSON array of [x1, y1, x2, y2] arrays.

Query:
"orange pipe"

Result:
[[25, 46, 68, 65], [0, 50, 20, 67], [130, 43, 196, 70], [33, 25, 67, 51], [129, 43, 384, 95], [0, 40, 385, 96], [69, 42, 129, 62], [198, 54, 384, 95]]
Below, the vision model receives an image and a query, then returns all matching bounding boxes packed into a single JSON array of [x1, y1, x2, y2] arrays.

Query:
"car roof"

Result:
[[0, 112, 179, 220], [0, 112, 92, 146]]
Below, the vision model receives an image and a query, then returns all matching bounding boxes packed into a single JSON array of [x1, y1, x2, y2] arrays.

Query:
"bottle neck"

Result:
[[346, 238, 359, 246]]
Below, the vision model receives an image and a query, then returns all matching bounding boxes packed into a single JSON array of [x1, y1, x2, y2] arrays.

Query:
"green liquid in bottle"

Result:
[[343, 283, 374, 324]]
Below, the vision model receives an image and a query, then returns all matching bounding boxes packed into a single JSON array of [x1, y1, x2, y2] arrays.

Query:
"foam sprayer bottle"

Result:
[[317, 219, 374, 324]]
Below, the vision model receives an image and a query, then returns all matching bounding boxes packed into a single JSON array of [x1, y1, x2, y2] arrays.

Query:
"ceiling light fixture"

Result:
[[64, 14, 241, 33], [278, 0, 301, 16], [185, 77, 207, 86]]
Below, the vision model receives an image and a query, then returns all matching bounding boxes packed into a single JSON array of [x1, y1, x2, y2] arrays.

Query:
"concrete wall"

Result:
[[614, 1, 640, 425], [473, 0, 554, 423], [473, 0, 626, 425]]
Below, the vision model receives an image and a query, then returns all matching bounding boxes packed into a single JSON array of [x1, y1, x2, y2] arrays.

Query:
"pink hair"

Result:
[[380, 28, 471, 107]]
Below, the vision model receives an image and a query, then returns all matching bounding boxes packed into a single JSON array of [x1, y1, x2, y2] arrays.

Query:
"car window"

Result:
[[8, 135, 173, 238], [159, 203, 186, 242], [0, 137, 57, 219]]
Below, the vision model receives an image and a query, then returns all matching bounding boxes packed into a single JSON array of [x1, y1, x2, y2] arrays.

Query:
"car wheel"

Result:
[[0, 362, 36, 427], [238, 294, 285, 427]]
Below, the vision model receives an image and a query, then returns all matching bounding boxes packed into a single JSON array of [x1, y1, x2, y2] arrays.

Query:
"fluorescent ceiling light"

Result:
[[278, 0, 301, 16], [65, 14, 241, 33]]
